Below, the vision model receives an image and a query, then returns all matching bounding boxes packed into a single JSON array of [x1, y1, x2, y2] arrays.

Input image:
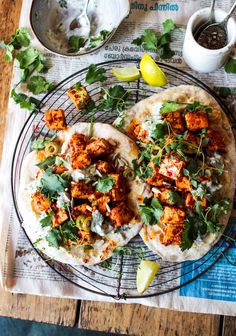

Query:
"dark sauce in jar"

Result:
[[196, 25, 228, 49]]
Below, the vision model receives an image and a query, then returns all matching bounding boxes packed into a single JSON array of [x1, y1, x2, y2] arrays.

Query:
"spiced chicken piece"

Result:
[[45, 109, 67, 130], [109, 202, 134, 227], [185, 111, 209, 131]]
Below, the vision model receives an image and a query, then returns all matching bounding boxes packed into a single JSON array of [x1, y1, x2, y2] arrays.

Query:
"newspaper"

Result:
[[1, 0, 236, 315]]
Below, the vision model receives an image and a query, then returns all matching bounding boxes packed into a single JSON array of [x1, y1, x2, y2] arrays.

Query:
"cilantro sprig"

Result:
[[1, 27, 54, 112], [96, 176, 115, 193], [132, 19, 178, 59], [139, 198, 163, 226], [85, 64, 107, 85]]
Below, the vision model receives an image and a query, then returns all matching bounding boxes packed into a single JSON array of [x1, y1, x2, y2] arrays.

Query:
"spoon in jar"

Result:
[[69, 0, 90, 37], [194, 0, 216, 39], [197, 1, 236, 49]]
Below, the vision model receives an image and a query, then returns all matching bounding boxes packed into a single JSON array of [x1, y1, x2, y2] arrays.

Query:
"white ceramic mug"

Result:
[[183, 8, 236, 73]]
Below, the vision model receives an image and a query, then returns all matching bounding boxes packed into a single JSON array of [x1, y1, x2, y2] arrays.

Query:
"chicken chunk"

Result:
[[96, 160, 113, 174], [160, 225, 183, 246], [70, 133, 88, 152], [206, 129, 226, 152], [133, 124, 149, 142], [108, 173, 127, 202], [70, 151, 92, 169], [97, 195, 111, 214], [185, 111, 209, 131], [67, 84, 91, 110], [71, 181, 94, 199], [86, 138, 113, 158], [72, 204, 92, 220], [155, 188, 174, 205], [185, 193, 207, 210], [45, 109, 67, 131], [31, 191, 51, 214], [77, 230, 94, 245], [53, 164, 68, 175], [109, 202, 134, 227], [186, 132, 200, 147], [160, 206, 185, 225], [159, 155, 185, 180], [176, 176, 192, 191], [146, 162, 173, 187], [52, 208, 69, 228], [165, 111, 185, 133]]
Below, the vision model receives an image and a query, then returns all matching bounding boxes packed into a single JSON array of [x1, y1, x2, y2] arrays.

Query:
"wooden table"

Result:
[[0, 1, 235, 335]]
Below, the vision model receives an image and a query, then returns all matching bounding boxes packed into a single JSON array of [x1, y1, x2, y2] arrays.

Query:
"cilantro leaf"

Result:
[[85, 64, 107, 85], [31, 135, 57, 150], [152, 122, 168, 139], [36, 156, 56, 169], [160, 44, 175, 59], [89, 30, 110, 48], [11, 27, 31, 49], [39, 169, 69, 197], [163, 19, 177, 34], [99, 85, 129, 112], [160, 101, 181, 114], [11, 88, 39, 111], [68, 36, 85, 53], [139, 198, 163, 225], [185, 101, 212, 113], [0, 41, 14, 61], [15, 47, 40, 68], [224, 58, 236, 73], [181, 218, 198, 251], [82, 100, 96, 115], [46, 229, 62, 249], [27, 75, 54, 95], [96, 176, 115, 193], [84, 245, 94, 250], [141, 29, 159, 52], [168, 191, 184, 205], [60, 220, 78, 242], [40, 211, 54, 228]]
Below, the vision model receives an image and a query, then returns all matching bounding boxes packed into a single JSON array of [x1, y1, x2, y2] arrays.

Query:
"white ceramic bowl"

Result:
[[183, 8, 236, 73], [30, 0, 130, 57]]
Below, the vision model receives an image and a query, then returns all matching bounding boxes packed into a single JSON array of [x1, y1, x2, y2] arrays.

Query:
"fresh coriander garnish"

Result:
[[224, 58, 236, 73], [99, 85, 129, 112], [89, 30, 110, 48], [160, 101, 181, 114], [85, 64, 107, 85], [96, 176, 115, 193], [40, 211, 54, 228], [31, 135, 57, 150], [39, 168, 69, 198], [27, 75, 54, 95], [139, 198, 163, 226], [0, 27, 30, 61], [36, 156, 56, 169], [11, 88, 40, 112], [68, 36, 85, 53], [46, 229, 62, 249], [132, 19, 178, 59]]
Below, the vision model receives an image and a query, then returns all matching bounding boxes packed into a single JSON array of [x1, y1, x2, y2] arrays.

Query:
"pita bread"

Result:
[[115, 85, 236, 261], [18, 123, 143, 265]]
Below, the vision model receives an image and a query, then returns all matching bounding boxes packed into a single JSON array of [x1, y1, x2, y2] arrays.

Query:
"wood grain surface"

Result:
[[79, 301, 221, 336], [0, 0, 235, 334]]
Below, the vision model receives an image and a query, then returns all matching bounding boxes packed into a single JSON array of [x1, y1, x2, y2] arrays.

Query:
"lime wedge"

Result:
[[112, 66, 141, 82], [136, 260, 160, 294], [140, 54, 168, 87]]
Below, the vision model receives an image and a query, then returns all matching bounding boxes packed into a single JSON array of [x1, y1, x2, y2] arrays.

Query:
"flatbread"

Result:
[[115, 85, 236, 261], [18, 123, 143, 265]]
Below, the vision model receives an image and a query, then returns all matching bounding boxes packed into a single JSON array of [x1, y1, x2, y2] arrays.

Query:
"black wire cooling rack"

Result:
[[11, 59, 236, 299]]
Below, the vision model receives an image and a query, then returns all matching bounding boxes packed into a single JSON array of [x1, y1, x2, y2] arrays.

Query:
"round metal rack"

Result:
[[11, 59, 236, 299]]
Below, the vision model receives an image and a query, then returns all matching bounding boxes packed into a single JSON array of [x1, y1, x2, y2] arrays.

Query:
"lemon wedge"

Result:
[[140, 54, 168, 87], [112, 66, 141, 82], [136, 260, 160, 294]]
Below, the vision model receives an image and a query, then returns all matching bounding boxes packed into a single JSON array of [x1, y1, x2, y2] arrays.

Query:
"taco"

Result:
[[18, 123, 143, 265], [115, 85, 236, 261]]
